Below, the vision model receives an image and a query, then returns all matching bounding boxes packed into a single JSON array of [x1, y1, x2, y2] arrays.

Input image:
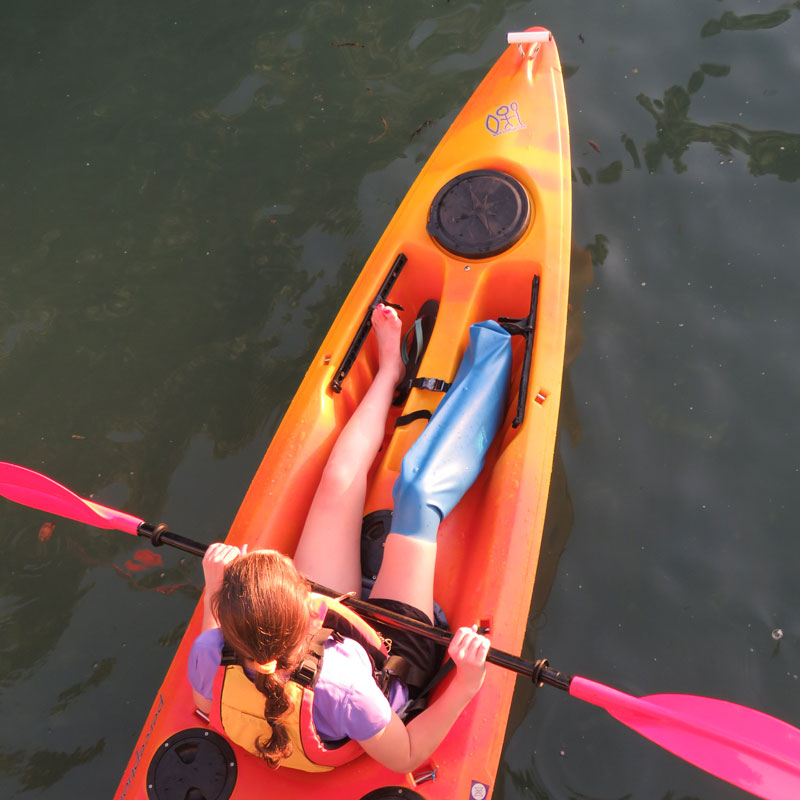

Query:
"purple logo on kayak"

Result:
[[470, 780, 490, 800], [485, 102, 525, 136]]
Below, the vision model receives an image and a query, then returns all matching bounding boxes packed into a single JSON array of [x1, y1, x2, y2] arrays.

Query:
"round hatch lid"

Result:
[[146, 728, 236, 800], [358, 788, 428, 800], [427, 169, 531, 258]]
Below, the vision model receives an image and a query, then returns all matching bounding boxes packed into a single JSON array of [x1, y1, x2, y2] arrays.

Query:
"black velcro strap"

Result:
[[410, 377, 451, 393], [394, 409, 433, 428]]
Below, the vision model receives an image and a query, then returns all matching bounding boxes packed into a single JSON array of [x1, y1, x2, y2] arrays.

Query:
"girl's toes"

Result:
[[372, 303, 399, 328]]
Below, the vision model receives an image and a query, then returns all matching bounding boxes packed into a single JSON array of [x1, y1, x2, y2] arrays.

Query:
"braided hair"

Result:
[[214, 549, 311, 766]]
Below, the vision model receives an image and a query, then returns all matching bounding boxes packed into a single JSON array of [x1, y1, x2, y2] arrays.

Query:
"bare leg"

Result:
[[294, 305, 404, 594], [369, 534, 436, 623]]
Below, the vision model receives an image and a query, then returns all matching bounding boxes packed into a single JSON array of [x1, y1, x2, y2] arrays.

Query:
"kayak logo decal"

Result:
[[470, 780, 490, 799], [485, 102, 526, 136]]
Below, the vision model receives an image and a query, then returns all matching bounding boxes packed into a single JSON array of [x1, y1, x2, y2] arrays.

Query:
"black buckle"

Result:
[[293, 657, 318, 687], [410, 376, 451, 393]]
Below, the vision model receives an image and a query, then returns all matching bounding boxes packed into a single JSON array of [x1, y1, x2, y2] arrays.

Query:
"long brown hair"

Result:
[[214, 549, 311, 767]]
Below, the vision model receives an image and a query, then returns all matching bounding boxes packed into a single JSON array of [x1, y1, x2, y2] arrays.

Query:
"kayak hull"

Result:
[[116, 27, 570, 800]]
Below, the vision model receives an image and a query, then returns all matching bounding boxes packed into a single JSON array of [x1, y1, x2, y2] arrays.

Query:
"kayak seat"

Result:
[[392, 299, 444, 407], [360, 509, 393, 583]]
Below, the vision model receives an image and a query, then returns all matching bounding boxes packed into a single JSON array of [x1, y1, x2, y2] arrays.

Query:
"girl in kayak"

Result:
[[188, 303, 490, 773]]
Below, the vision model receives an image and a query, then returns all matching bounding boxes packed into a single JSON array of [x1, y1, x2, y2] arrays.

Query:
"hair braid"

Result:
[[254, 673, 293, 767], [214, 549, 311, 766]]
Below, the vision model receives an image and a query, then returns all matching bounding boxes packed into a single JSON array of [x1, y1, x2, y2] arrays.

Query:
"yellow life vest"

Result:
[[208, 593, 390, 772]]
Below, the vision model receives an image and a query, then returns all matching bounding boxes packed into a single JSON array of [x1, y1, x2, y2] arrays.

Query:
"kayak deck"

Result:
[[116, 28, 570, 800]]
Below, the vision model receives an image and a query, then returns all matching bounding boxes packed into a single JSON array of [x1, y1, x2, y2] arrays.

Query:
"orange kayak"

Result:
[[116, 27, 570, 800]]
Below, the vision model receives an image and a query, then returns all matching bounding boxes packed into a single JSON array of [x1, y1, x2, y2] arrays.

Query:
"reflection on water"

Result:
[[0, 739, 105, 794], [575, 62, 800, 187], [567, 2, 800, 191], [637, 73, 800, 181], [700, 6, 798, 37]]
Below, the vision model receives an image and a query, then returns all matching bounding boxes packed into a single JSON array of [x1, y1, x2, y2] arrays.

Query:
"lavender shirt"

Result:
[[188, 628, 408, 742]]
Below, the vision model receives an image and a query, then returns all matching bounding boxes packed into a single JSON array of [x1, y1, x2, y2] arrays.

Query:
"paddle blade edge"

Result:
[[0, 462, 143, 534], [570, 676, 800, 800]]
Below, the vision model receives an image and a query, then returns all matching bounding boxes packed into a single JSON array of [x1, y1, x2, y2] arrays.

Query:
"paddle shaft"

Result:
[[135, 520, 571, 688]]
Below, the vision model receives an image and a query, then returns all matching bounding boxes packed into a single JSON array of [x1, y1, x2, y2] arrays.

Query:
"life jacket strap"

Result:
[[397, 659, 456, 721], [291, 628, 335, 688], [221, 644, 237, 666]]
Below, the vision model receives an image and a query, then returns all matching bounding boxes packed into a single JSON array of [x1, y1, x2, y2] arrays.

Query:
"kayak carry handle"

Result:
[[507, 30, 551, 61], [507, 31, 551, 44]]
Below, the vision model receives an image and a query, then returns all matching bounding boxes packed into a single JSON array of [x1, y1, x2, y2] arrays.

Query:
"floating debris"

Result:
[[411, 119, 434, 139], [772, 628, 784, 641], [369, 116, 390, 143], [38, 522, 55, 542], [588, 139, 601, 152], [332, 41, 365, 48]]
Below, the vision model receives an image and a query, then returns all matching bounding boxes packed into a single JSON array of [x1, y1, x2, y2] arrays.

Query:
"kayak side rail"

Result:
[[331, 252, 408, 393], [499, 274, 540, 428]]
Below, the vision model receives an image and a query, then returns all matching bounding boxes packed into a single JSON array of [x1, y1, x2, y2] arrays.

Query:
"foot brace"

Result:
[[390, 320, 512, 542]]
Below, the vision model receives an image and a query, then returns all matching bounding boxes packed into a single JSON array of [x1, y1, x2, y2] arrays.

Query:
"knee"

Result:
[[318, 458, 359, 498], [390, 462, 442, 543]]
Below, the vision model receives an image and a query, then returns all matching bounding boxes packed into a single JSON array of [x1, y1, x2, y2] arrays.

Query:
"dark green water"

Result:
[[2, 2, 799, 798]]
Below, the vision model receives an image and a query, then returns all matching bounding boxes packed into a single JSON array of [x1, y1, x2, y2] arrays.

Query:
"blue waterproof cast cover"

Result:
[[391, 320, 512, 541]]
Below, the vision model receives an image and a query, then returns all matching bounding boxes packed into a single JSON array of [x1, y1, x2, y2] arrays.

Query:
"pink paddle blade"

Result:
[[570, 676, 800, 800], [0, 462, 143, 535]]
